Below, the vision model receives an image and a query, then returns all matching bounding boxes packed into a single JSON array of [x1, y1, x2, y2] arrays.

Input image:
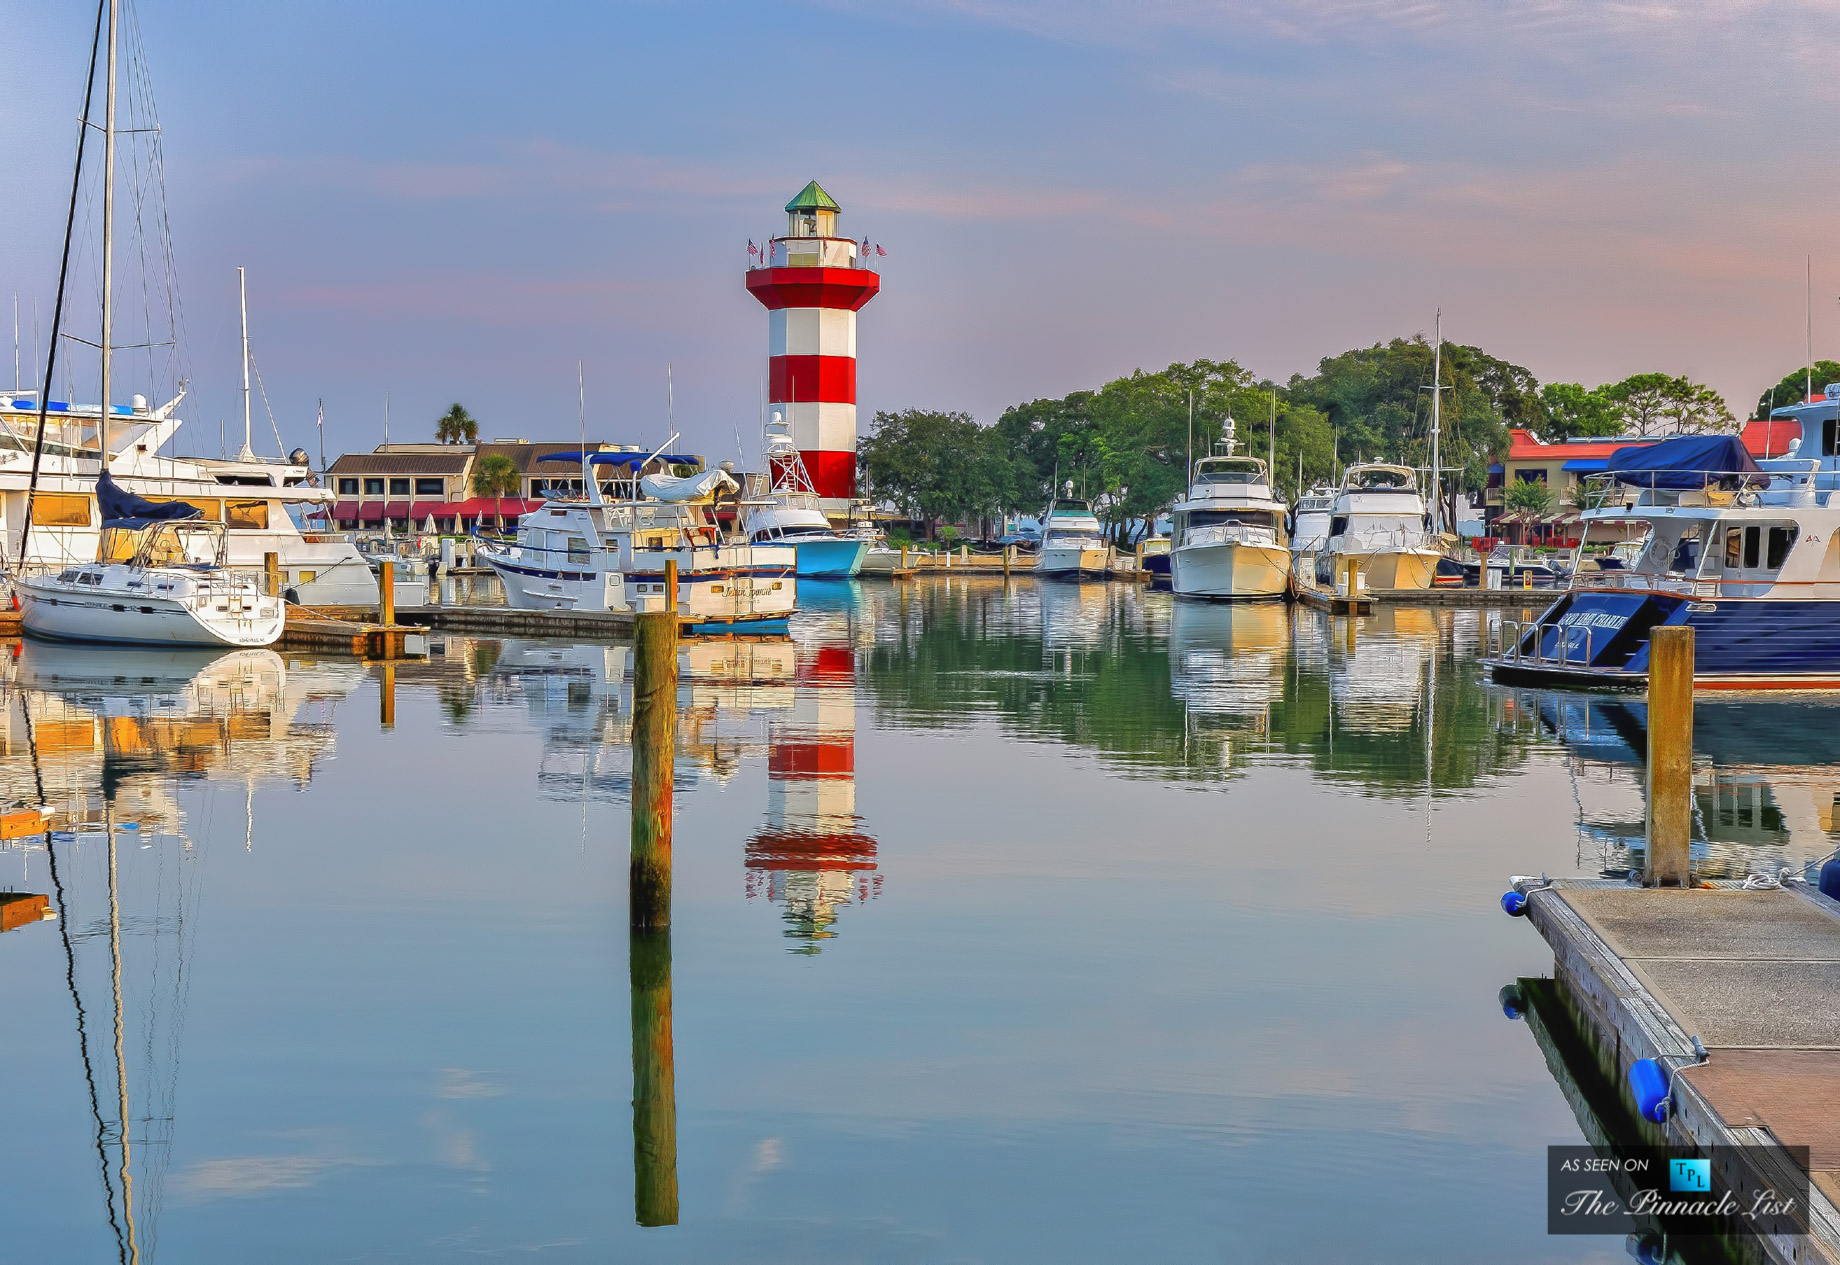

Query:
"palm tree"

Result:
[[437, 403, 478, 445], [471, 452, 521, 532]]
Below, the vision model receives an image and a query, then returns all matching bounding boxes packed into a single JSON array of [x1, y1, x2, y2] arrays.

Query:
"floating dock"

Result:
[[1517, 877, 1840, 1263]]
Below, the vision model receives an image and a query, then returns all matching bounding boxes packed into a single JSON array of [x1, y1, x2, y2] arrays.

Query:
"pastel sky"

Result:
[[4, 0, 1839, 463]]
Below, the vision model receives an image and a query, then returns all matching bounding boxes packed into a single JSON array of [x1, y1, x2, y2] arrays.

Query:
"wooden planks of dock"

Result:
[[1520, 878, 1840, 1263]]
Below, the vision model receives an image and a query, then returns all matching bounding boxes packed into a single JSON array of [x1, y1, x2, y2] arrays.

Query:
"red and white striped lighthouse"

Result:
[[746, 180, 879, 513]]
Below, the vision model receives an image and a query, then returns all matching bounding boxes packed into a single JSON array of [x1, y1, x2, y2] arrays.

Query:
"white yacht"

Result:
[[1289, 484, 1335, 582], [1037, 489, 1109, 578], [17, 478, 284, 648], [480, 447, 797, 628], [1170, 427, 1290, 601], [1315, 463, 1441, 592], [740, 414, 868, 577]]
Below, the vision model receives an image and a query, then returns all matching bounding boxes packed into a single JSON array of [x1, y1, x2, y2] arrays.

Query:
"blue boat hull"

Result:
[[793, 538, 868, 577], [1485, 588, 1840, 688]]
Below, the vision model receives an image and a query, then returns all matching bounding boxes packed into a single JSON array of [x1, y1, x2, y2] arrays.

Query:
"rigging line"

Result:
[[32, 705, 129, 1263], [248, 351, 284, 456], [125, 0, 184, 409], [23, 0, 110, 572]]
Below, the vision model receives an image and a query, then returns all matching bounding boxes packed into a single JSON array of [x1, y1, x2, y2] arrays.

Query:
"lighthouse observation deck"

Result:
[[748, 236, 877, 271]]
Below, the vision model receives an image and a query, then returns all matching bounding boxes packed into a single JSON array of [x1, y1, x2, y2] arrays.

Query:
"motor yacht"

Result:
[[1037, 489, 1109, 578], [1485, 429, 1840, 687], [479, 446, 797, 628], [1170, 427, 1290, 601], [1314, 464, 1440, 592]]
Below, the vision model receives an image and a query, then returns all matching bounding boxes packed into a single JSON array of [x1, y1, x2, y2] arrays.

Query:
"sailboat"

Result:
[[740, 411, 869, 577], [14, 0, 284, 648]]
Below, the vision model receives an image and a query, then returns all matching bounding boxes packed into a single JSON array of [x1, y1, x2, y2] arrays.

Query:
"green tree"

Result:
[[858, 409, 1011, 540], [1287, 335, 1521, 528], [437, 403, 479, 444], [1538, 382, 1618, 439], [1752, 361, 1840, 419], [1600, 373, 1733, 435], [1504, 477, 1555, 515], [470, 452, 521, 530]]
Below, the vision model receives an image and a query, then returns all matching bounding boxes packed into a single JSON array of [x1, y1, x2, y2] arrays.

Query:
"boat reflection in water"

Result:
[[746, 581, 878, 950], [0, 641, 359, 1263], [1492, 686, 1840, 880], [1167, 600, 1290, 767]]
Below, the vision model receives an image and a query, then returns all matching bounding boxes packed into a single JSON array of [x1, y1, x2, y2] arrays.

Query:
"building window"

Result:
[[364, 478, 384, 496], [415, 478, 444, 497], [389, 478, 411, 495], [1515, 469, 1547, 484], [337, 478, 358, 495]]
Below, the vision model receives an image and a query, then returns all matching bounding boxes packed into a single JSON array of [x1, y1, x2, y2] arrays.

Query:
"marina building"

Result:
[[1487, 418, 1802, 543], [324, 440, 699, 532]]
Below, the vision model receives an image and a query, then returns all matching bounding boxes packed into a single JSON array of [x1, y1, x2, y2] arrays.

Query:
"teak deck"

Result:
[[1524, 879, 1840, 1263]]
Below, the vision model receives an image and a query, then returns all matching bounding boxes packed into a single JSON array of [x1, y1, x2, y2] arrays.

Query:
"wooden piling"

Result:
[[379, 661, 396, 730], [1645, 625, 1694, 887], [1003, 545, 1012, 579], [630, 610, 677, 929], [630, 927, 679, 1226], [264, 551, 280, 598], [379, 561, 395, 627], [664, 559, 677, 614]]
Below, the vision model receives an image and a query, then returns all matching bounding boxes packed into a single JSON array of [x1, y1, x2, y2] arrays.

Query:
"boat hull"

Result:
[[1038, 545, 1109, 577], [792, 537, 868, 578], [16, 578, 284, 648], [1170, 541, 1290, 600], [1483, 588, 1840, 688], [1319, 548, 1441, 592], [481, 552, 625, 611]]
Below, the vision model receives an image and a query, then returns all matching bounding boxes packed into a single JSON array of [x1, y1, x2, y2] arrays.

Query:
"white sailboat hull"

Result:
[[16, 574, 285, 647], [1170, 540, 1290, 600]]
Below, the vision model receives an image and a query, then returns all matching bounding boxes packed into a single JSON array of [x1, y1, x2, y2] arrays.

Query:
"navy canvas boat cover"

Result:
[[96, 470, 201, 526], [1606, 434, 1762, 490]]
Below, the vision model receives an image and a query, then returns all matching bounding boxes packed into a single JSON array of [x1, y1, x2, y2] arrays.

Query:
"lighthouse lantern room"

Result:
[[747, 181, 880, 513]]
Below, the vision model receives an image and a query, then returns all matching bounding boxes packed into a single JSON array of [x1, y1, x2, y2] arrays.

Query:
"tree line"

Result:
[[859, 335, 1809, 540]]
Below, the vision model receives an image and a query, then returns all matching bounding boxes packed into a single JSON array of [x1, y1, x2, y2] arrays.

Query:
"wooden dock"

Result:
[[1515, 877, 1840, 1262], [1293, 583, 1371, 615], [282, 608, 426, 658]]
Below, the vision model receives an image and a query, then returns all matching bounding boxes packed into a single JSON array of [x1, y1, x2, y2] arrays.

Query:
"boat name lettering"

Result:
[[1556, 610, 1630, 632]]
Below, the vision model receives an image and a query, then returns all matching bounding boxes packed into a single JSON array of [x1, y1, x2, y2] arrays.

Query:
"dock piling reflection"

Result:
[[629, 927, 679, 1227]]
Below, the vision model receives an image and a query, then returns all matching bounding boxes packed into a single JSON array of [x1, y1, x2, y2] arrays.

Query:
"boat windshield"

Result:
[[1188, 509, 1280, 529], [98, 519, 226, 569], [1196, 462, 1265, 486]]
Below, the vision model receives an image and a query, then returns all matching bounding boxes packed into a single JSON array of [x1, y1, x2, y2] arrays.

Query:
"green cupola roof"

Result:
[[784, 180, 840, 213]]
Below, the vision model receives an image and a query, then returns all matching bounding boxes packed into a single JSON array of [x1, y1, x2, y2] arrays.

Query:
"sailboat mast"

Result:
[[99, 0, 119, 473], [1430, 311, 1442, 536], [1268, 390, 1276, 479], [238, 266, 253, 460]]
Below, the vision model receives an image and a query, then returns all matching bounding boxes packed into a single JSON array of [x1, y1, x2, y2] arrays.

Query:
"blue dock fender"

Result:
[[1628, 1057, 1670, 1122]]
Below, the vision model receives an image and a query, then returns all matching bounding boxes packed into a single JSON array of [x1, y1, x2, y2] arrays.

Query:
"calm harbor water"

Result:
[[2, 578, 1831, 1263]]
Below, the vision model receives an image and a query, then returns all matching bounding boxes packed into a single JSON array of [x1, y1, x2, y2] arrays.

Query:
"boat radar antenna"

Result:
[[1219, 413, 1238, 457], [1063, 479, 1073, 497]]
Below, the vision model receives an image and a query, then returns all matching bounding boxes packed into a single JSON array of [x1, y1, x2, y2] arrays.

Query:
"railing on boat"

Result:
[[1577, 460, 1820, 511], [1489, 616, 1603, 669]]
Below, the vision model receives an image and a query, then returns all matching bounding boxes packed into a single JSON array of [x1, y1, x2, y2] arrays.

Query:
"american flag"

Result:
[[874, 243, 887, 257]]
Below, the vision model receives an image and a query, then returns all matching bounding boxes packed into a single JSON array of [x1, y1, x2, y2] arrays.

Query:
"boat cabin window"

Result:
[[1186, 509, 1278, 529], [567, 536, 590, 565], [29, 492, 91, 527], [226, 499, 269, 530], [1721, 523, 1796, 572], [1827, 416, 1838, 458]]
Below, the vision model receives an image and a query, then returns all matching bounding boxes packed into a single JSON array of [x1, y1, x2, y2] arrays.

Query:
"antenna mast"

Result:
[[238, 266, 253, 459], [1430, 311, 1443, 536]]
